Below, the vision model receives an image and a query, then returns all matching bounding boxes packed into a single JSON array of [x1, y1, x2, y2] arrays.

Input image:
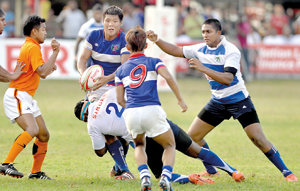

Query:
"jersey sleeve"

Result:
[[29, 45, 44, 71], [77, 22, 88, 38], [115, 67, 123, 86], [224, 48, 241, 70], [183, 44, 203, 59], [84, 30, 98, 51], [120, 38, 130, 55], [155, 58, 166, 73]]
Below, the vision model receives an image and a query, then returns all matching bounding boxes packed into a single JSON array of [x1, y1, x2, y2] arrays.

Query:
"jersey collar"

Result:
[[103, 29, 121, 37], [129, 53, 145, 59], [25, 37, 41, 48]]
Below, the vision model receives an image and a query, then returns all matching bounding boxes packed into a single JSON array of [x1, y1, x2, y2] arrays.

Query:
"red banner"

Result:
[[249, 44, 300, 73]]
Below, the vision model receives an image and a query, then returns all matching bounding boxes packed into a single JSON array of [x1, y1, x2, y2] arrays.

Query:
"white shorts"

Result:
[[87, 123, 133, 150], [123, 105, 170, 139], [3, 88, 41, 123], [87, 85, 115, 103]]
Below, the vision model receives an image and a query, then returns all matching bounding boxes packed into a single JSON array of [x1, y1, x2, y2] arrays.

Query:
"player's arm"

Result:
[[74, 36, 84, 70], [116, 85, 126, 108], [0, 62, 26, 82], [146, 30, 184, 58], [188, 58, 235, 85], [158, 66, 187, 112], [77, 48, 92, 75], [36, 38, 60, 79]]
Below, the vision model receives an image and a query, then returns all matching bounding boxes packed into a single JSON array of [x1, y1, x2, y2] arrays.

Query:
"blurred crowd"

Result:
[[1, 0, 300, 46]]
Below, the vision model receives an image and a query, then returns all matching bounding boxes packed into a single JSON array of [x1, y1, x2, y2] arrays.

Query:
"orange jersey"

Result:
[[9, 37, 45, 96]]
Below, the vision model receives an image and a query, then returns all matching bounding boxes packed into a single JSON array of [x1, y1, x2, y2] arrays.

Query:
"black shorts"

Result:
[[146, 119, 193, 179], [198, 97, 260, 128]]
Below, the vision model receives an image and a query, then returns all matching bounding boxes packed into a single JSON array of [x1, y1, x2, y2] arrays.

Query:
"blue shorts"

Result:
[[198, 97, 259, 127]]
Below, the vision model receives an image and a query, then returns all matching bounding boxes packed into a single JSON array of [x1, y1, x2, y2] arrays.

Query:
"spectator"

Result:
[[121, 2, 142, 33], [263, 27, 282, 45], [56, 0, 86, 39], [247, 25, 262, 45], [270, 4, 289, 35], [74, 3, 104, 70], [277, 24, 294, 44], [184, 7, 204, 40], [0, 1, 14, 37], [45, 8, 62, 38]]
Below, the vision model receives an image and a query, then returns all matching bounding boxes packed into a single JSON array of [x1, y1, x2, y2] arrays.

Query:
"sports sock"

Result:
[[265, 145, 292, 177], [198, 147, 236, 176], [162, 165, 173, 181], [201, 143, 218, 174], [138, 164, 151, 180], [31, 139, 48, 173], [171, 173, 190, 184], [4, 131, 33, 164], [107, 140, 129, 172]]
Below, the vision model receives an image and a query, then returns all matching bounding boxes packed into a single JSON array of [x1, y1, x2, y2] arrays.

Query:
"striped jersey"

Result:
[[84, 29, 130, 85], [115, 53, 165, 108], [183, 36, 249, 104]]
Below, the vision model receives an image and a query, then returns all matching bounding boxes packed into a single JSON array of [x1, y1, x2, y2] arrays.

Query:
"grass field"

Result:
[[0, 78, 299, 191]]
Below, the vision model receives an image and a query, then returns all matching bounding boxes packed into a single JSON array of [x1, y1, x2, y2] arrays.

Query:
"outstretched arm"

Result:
[[0, 62, 26, 82], [146, 30, 185, 58]]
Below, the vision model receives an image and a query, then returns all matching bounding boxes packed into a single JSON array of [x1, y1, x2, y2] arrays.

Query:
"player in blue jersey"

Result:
[[147, 18, 298, 182], [76, 5, 132, 180], [77, 5, 130, 102], [115, 26, 188, 191]]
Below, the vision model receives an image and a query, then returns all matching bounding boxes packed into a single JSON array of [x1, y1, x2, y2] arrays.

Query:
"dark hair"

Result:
[[74, 99, 85, 120], [125, 25, 146, 52], [23, 15, 46, 36], [203, 18, 222, 32], [92, 3, 102, 12], [103, 5, 123, 21], [0, 9, 4, 17]]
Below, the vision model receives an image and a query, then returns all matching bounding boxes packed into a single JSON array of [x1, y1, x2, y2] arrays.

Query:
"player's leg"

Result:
[[152, 128, 176, 190], [135, 133, 152, 190], [239, 111, 298, 182], [28, 115, 53, 180], [105, 135, 134, 179], [0, 113, 37, 178]]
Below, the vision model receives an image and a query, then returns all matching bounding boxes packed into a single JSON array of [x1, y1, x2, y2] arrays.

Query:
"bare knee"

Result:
[[95, 148, 107, 157]]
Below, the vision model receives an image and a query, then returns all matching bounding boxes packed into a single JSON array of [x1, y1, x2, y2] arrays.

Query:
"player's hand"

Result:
[[51, 37, 60, 52], [178, 99, 188, 113], [188, 58, 205, 72], [91, 75, 109, 91], [146, 30, 159, 42], [10, 61, 26, 80]]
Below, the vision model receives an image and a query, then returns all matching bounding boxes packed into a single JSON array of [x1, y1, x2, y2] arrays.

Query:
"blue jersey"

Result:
[[183, 36, 249, 104], [84, 29, 130, 85], [115, 53, 165, 108]]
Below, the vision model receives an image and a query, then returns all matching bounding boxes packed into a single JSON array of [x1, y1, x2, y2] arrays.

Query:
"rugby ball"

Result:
[[80, 65, 104, 91]]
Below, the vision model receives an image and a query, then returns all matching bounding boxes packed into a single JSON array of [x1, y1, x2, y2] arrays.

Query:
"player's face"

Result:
[[202, 24, 221, 48], [80, 101, 89, 122], [35, 23, 47, 44], [103, 14, 122, 40], [0, 16, 6, 35]]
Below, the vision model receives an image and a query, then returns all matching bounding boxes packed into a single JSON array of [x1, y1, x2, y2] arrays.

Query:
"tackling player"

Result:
[[74, 88, 135, 180], [0, 15, 60, 180], [146, 18, 298, 182], [0, 9, 25, 82], [115, 26, 187, 191]]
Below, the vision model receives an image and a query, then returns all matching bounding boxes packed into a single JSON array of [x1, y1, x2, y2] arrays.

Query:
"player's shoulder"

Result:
[[222, 37, 240, 54]]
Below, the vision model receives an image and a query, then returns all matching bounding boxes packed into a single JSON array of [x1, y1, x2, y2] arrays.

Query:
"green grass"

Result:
[[0, 78, 299, 191]]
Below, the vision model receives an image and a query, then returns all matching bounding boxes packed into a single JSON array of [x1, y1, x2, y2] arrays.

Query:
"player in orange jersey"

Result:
[[0, 8, 25, 82], [0, 15, 60, 180]]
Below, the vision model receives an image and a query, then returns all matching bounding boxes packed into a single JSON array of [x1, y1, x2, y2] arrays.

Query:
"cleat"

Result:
[[0, 163, 24, 178], [188, 173, 215, 185], [159, 176, 173, 191], [28, 172, 54, 180], [286, 174, 298, 182], [141, 176, 152, 191], [232, 171, 245, 182], [109, 166, 122, 177], [199, 170, 220, 177], [115, 171, 135, 180]]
